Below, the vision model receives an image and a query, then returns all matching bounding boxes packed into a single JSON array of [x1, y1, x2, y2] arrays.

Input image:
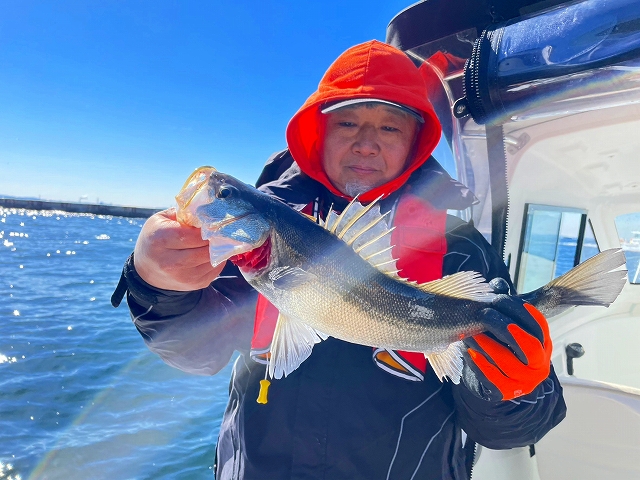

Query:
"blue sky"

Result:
[[0, 1, 420, 208]]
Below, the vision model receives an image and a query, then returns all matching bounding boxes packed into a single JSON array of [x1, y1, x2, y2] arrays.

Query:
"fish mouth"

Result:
[[209, 213, 251, 231]]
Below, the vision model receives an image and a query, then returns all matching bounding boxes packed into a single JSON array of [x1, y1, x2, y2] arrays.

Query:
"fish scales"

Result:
[[240, 202, 486, 353], [176, 168, 628, 382]]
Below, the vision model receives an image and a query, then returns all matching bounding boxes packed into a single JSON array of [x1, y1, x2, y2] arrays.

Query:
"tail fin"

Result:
[[521, 248, 627, 317]]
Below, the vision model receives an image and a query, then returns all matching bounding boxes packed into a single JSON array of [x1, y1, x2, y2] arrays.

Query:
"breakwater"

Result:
[[0, 198, 162, 218]]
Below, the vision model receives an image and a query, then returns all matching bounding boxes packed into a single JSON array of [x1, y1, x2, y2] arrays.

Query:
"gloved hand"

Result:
[[461, 278, 552, 402]]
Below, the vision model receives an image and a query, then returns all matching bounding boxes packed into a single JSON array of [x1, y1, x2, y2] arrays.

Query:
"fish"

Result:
[[175, 166, 628, 383]]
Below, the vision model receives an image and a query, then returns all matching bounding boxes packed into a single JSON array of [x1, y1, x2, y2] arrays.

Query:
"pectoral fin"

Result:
[[426, 341, 465, 384], [269, 266, 317, 290], [268, 312, 326, 379]]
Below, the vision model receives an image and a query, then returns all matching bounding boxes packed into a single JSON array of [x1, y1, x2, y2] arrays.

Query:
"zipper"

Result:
[[468, 441, 477, 479], [486, 124, 510, 260], [463, 438, 478, 480]]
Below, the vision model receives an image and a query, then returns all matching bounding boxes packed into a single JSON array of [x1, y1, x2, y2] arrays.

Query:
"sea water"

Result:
[[0, 208, 233, 480]]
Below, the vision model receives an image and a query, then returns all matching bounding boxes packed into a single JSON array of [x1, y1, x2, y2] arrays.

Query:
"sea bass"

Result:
[[175, 166, 628, 383]]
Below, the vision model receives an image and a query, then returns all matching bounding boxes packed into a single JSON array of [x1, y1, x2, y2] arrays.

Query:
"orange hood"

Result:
[[286, 40, 442, 202]]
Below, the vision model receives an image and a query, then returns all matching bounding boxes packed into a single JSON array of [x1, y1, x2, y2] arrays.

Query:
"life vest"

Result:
[[250, 192, 447, 381]]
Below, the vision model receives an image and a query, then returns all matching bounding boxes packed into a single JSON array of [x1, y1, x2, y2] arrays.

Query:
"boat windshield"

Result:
[[616, 212, 640, 283]]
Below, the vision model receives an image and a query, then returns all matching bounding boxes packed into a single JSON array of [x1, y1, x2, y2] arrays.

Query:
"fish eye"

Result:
[[217, 186, 236, 199]]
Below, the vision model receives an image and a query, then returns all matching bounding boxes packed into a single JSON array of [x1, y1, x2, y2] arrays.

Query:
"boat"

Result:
[[387, 0, 640, 478]]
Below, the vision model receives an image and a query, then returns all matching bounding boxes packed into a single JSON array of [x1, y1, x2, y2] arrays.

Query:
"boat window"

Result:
[[515, 204, 595, 292], [615, 213, 640, 284], [432, 132, 456, 180], [580, 219, 599, 264]]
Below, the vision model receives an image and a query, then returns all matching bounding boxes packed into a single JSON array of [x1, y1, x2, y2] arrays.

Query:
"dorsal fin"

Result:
[[322, 199, 495, 301], [416, 271, 496, 302], [335, 195, 383, 239], [322, 197, 399, 277]]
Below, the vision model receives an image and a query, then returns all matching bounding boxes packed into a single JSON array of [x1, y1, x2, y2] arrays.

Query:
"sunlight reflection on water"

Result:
[[0, 208, 232, 480]]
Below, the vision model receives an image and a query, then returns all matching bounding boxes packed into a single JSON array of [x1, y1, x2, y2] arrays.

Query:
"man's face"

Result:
[[321, 104, 419, 196]]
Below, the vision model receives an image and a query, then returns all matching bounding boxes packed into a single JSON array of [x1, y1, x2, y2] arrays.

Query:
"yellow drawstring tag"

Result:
[[257, 379, 271, 404]]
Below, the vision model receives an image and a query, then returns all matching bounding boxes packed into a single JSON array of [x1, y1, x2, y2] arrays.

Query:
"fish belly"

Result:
[[249, 258, 486, 355]]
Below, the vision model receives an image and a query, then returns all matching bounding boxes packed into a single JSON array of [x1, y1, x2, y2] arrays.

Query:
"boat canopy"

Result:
[[387, 0, 568, 52], [387, 0, 640, 259]]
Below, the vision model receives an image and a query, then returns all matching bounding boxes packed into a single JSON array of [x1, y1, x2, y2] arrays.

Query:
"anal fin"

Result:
[[426, 341, 465, 384]]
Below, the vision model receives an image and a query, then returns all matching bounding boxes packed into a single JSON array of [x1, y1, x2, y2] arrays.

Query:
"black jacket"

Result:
[[119, 151, 566, 480]]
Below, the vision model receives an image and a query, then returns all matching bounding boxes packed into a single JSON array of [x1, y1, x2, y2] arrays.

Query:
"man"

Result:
[[113, 40, 565, 479]]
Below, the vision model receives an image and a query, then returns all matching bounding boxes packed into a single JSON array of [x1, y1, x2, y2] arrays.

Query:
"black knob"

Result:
[[566, 343, 585, 376], [488, 277, 510, 294]]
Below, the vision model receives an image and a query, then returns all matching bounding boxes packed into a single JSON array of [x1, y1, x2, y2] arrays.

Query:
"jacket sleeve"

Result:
[[443, 216, 567, 448], [115, 152, 292, 376], [121, 254, 257, 376], [453, 366, 566, 448]]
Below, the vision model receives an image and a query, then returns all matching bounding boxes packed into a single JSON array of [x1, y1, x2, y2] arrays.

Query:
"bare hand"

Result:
[[134, 208, 225, 291]]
